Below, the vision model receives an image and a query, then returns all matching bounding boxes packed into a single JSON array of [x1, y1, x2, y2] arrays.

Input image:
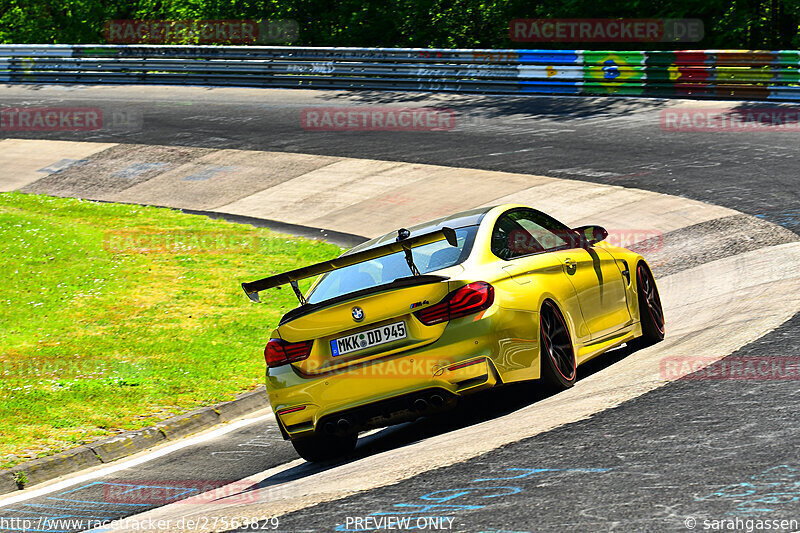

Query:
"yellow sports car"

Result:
[[242, 204, 664, 461]]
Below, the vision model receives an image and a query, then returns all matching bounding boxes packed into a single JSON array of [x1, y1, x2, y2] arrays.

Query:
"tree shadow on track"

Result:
[[314, 90, 672, 123], [246, 341, 639, 492], [314, 90, 800, 124]]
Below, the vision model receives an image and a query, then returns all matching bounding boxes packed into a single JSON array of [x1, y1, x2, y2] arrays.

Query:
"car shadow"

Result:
[[246, 340, 640, 492]]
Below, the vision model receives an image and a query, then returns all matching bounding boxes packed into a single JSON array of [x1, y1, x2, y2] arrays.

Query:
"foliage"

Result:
[[0, 192, 340, 468], [13, 470, 27, 488], [1, 0, 798, 49]]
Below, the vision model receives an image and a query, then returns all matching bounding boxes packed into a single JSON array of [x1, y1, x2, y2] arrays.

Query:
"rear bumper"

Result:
[[268, 328, 504, 439], [312, 387, 460, 438], [268, 307, 540, 439], [272, 356, 498, 438]]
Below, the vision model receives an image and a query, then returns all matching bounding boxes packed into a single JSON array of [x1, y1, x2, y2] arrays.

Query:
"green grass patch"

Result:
[[0, 192, 342, 468]]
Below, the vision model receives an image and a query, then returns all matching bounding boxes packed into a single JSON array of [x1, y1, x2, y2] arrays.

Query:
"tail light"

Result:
[[414, 282, 494, 326], [265, 338, 313, 368]]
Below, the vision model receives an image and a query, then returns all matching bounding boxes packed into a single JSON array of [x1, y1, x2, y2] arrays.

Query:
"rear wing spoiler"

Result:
[[241, 227, 457, 304]]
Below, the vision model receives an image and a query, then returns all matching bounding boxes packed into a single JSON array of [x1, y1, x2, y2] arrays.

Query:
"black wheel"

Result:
[[291, 432, 357, 462], [634, 262, 665, 346], [539, 300, 577, 390]]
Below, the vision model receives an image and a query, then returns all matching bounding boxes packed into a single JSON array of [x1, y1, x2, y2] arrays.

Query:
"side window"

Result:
[[491, 209, 576, 260]]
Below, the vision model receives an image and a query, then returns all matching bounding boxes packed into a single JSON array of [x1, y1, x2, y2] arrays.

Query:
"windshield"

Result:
[[306, 226, 478, 304]]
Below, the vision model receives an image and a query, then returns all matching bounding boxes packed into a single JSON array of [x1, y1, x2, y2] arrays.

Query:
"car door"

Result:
[[493, 208, 631, 341], [489, 208, 592, 345], [548, 245, 632, 339]]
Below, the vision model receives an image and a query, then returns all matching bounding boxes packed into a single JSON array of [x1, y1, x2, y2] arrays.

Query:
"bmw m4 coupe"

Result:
[[242, 204, 664, 461]]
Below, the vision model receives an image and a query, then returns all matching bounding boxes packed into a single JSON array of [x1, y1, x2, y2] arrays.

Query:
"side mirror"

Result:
[[573, 225, 608, 247]]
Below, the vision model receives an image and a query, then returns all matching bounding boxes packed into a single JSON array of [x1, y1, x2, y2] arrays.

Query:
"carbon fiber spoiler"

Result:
[[241, 227, 457, 303]]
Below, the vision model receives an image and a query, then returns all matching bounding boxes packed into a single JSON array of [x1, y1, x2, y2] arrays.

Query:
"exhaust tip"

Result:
[[413, 398, 429, 412], [429, 394, 445, 408], [337, 418, 351, 432], [323, 422, 336, 434]]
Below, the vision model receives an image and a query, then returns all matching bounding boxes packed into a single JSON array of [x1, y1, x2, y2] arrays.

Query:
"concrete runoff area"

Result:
[[0, 139, 116, 193], [0, 139, 738, 247], [215, 158, 416, 226], [298, 165, 542, 236], [20, 144, 212, 201], [488, 181, 738, 233], [112, 150, 340, 211]]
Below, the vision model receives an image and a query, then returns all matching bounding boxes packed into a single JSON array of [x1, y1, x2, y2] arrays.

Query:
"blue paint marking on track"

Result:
[[111, 162, 169, 178], [375, 503, 484, 514], [183, 165, 238, 181], [419, 487, 522, 502], [333, 467, 612, 531], [696, 464, 800, 516], [0, 481, 205, 533], [756, 210, 800, 229], [46, 480, 198, 505], [44, 498, 148, 507], [21, 504, 116, 518], [84, 481, 198, 502], [473, 467, 611, 482], [36, 159, 87, 174]]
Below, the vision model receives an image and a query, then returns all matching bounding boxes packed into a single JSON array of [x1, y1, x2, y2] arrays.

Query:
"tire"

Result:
[[633, 261, 665, 347], [539, 300, 577, 390], [291, 432, 358, 462]]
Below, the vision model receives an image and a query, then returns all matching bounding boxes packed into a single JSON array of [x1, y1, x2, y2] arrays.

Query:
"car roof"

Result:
[[345, 205, 497, 255]]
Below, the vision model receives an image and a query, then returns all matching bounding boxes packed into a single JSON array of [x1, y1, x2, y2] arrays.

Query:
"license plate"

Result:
[[330, 321, 407, 357]]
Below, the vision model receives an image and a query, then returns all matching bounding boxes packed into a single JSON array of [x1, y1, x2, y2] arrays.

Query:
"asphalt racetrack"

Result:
[[2, 86, 798, 234], [0, 85, 799, 533]]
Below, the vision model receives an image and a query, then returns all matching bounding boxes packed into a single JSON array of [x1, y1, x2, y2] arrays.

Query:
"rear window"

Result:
[[306, 226, 478, 304]]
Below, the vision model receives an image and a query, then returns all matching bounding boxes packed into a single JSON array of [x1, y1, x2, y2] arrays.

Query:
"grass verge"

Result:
[[0, 192, 342, 468]]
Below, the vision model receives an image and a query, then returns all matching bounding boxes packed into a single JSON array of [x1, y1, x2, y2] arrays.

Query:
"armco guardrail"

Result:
[[1, 44, 799, 100]]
